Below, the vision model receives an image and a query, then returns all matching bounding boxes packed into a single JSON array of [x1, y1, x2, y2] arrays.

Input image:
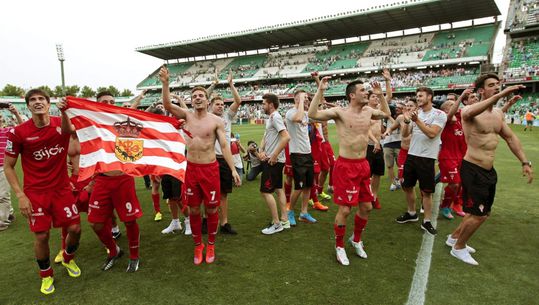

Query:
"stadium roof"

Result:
[[136, 0, 501, 60]]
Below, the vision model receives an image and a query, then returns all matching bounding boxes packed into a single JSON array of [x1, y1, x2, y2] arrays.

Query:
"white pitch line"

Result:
[[405, 183, 443, 305]]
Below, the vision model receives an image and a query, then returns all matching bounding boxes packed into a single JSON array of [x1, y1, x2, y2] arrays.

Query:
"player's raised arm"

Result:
[[130, 89, 147, 109], [160, 66, 188, 120], [462, 85, 525, 121], [382, 68, 393, 102], [228, 70, 242, 114], [447, 88, 471, 121], [56, 98, 75, 134], [308, 77, 338, 121], [371, 81, 390, 120]]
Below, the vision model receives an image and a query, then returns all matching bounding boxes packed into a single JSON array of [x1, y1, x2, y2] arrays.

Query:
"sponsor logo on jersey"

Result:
[[33, 144, 65, 161]]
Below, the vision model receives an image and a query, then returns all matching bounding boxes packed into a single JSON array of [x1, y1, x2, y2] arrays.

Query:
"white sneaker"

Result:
[[183, 218, 192, 235], [281, 220, 291, 229], [348, 236, 367, 259], [335, 247, 350, 266], [445, 235, 476, 253], [261, 222, 283, 235], [389, 183, 397, 191], [450, 246, 479, 265], [161, 220, 181, 234]]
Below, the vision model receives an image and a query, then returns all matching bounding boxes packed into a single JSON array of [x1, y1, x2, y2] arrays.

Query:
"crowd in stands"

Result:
[[506, 0, 539, 31], [503, 37, 539, 79]]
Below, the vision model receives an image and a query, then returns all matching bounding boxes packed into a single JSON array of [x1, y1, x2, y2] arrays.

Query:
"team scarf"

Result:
[[64, 96, 186, 182]]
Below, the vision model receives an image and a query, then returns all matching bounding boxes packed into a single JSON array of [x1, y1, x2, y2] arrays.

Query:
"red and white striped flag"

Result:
[[64, 96, 186, 182]]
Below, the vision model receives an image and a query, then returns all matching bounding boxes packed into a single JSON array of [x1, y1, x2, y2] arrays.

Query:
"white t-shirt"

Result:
[[285, 108, 311, 154], [264, 111, 287, 163], [214, 109, 236, 155], [408, 108, 447, 159]]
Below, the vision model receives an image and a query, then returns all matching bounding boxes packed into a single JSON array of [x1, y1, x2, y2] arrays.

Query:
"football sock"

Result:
[[207, 212, 219, 245], [125, 221, 140, 260], [96, 221, 117, 258], [152, 193, 161, 213], [353, 215, 368, 243], [334, 224, 346, 248], [284, 182, 292, 203], [189, 214, 202, 245], [37, 258, 53, 278]]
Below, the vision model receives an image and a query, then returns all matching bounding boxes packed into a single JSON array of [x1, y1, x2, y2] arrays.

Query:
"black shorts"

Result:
[[161, 174, 182, 200], [366, 145, 385, 176], [290, 153, 314, 190], [460, 160, 497, 216], [401, 155, 435, 193], [217, 157, 233, 194], [260, 162, 284, 193]]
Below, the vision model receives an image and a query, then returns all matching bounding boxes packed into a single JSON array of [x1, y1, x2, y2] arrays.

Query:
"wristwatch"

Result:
[[522, 161, 532, 167]]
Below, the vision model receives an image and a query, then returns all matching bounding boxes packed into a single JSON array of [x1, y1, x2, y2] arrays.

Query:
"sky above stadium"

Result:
[[1, 0, 509, 93]]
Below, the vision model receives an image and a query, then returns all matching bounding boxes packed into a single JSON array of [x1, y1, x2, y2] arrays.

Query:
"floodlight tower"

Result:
[[56, 44, 66, 95]]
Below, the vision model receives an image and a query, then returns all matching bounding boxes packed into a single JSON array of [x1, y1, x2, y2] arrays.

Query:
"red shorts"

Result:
[[397, 149, 409, 179], [150, 174, 161, 183], [333, 157, 374, 206], [439, 159, 462, 184], [70, 175, 92, 213], [284, 164, 294, 177], [184, 161, 220, 208], [88, 175, 143, 223], [319, 141, 335, 172], [25, 187, 80, 233]]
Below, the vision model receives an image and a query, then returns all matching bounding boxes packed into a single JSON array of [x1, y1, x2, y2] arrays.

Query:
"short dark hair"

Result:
[[345, 80, 364, 102], [25, 89, 50, 104], [367, 90, 376, 99], [447, 93, 458, 99], [96, 91, 114, 101], [416, 86, 433, 96], [262, 93, 279, 109], [474, 73, 499, 91]]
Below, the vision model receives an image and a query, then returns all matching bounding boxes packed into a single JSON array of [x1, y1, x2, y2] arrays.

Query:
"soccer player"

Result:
[[59, 91, 144, 272], [0, 104, 23, 231], [308, 77, 390, 265], [259, 93, 291, 235], [396, 87, 447, 235], [447, 75, 533, 265], [209, 71, 243, 235], [524, 109, 535, 131], [366, 91, 386, 209], [4, 89, 82, 294], [160, 66, 240, 264], [286, 90, 317, 226]]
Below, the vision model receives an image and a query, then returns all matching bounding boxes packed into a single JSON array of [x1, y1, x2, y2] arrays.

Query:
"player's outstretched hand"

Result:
[[18, 194, 32, 219], [232, 170, 242, 187], [382, 68, 391, 81], [371, 81, 382, 95], [56, 98, 68, 111], [523, 164, 533, 184], [501, 84, 525, 96], [319, 76, 331, 90], [159, 66, 169, 84]]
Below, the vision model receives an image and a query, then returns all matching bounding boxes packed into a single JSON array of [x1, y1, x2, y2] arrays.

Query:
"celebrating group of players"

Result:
[[4, 67, 533, 295]]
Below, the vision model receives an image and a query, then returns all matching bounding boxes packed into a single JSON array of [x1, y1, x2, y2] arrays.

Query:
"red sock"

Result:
[[189, 214, 202, 245], [441, 185, 455, 209], [152, 193, 161, 213], [125, 221, 140, 260], [207, 212, 219, 244], [62, 249, 75, 263], [353, 214, 368, 243], [39, 267, 53, 278], [61, 226, 68, 250], [334, 224, 346, 248], [285, 182, 292, 203], [95, 221, 117, 258]]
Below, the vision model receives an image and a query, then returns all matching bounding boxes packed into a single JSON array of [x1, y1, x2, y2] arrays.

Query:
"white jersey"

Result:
[[408, 108, 447, 159], [264, 111, 287, 163], [214, 109, 236, 155], [285, 108, 311, 154]]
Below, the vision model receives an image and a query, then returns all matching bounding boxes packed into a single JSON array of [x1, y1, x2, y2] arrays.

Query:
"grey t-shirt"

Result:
[[285, 108, 311, 154], [214, 109, 235, 155], [264, 111, 286, 163], [408, 108, 447, 159]]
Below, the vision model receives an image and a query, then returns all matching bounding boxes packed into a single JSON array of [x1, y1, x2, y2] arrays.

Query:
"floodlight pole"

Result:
[[56, 44, 66, 95]]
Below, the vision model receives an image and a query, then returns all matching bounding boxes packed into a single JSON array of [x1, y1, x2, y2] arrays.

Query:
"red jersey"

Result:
[[439, 116, 466, 160], [5, 116, 71, 191], [284, 144, 291, 166]]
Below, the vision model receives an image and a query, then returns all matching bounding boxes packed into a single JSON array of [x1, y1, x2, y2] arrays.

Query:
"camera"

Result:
[[0, 102, 11, 109]]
